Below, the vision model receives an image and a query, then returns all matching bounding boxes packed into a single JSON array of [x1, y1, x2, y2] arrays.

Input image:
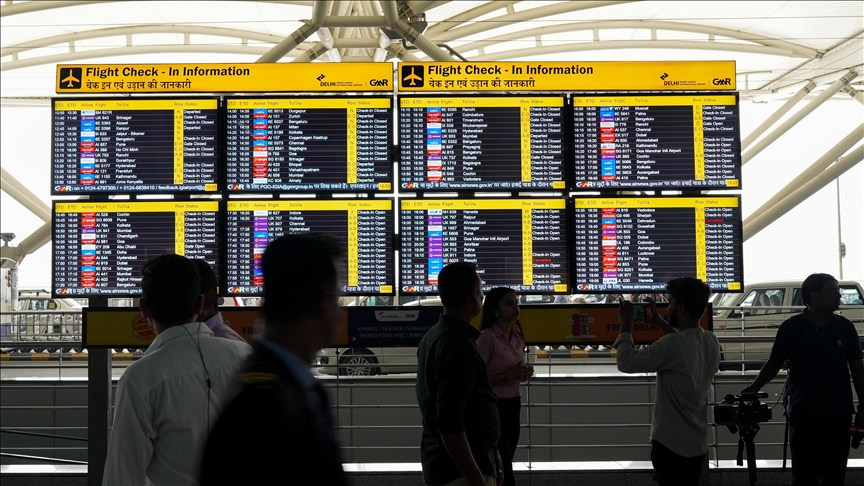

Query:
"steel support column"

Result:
[[843, 85, 864, 105], [742, 81, 815, 150], [256, 1, 328, 63], [743, 122, 863, 229], [381, 0, 452, 61], [0, 167, 51, 222], [12, 223, 51, 264], [743, 144, 864, 241], [87, 346, 111, 486], [742, 70, 859, 165]]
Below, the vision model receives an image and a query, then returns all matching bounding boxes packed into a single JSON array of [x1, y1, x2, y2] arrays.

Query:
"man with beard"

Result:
[[613, 277, 720, 486], [743, 273, 864, 485]]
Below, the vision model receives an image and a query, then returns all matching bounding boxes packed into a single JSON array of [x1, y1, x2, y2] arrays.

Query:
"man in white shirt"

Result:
[[612, 277, 720, 486], [191, 259, 246, 342], [102, 254, 251, 486]]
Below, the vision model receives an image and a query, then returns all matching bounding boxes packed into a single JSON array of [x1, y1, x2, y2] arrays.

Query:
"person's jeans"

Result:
[[790, 414, 851, 486], [650, 440, 705, 486]]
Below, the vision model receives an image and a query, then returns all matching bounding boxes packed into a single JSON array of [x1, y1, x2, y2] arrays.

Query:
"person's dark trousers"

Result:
[[496, 396, 522, 486], [790, 414, 851, 486], [651, 440, 705, 486]]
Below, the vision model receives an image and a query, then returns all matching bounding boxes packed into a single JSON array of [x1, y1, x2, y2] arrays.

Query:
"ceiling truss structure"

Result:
[[0, 0, 862, 263]]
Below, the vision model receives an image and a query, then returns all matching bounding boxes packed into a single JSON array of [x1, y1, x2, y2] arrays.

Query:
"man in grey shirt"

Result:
[[612, 277, 720, 486]]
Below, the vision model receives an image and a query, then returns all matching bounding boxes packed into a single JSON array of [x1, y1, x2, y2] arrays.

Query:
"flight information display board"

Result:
[[225, 98, 392, 192], [225, 200, 394, 295], [51, 99, 219, 194], [52, 201, 219, 296], [572, 94, 741, 190], [399, 97, 566, 191], [572, 197, 742, 292], [400, 199, 569, 294]]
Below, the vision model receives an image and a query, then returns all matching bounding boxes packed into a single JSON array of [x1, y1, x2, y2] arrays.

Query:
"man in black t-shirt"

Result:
[[744, 273, 864, 485]]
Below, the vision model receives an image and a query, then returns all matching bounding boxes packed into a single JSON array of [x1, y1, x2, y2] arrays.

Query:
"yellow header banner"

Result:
[[228, 200, 392, 211], [226, 98, 390, 109], [55, 201, 219, 213], [401, 199, 566, 210], [397, 61, 736, 92], [54, 99, 218, 110], [573, 197, 740, 209], [572, 95, 737, 107], [400, 97, 564, 108], [56, 63, 394, 93]]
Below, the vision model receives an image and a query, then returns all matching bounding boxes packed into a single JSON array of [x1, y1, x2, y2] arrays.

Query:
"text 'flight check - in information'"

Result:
[[225, 98, 392, 192], [53, 201, 219, 296], [52, 99, 219, 194], [573, 94, 741, 190], [399, 97, 566, 190], [400, 199, 568, 293], [225, 200, 393, 295], [572, 197, 742, 292]]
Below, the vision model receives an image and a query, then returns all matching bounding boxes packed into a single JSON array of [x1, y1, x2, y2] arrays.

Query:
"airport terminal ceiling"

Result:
[[0, 0, 862, 286]]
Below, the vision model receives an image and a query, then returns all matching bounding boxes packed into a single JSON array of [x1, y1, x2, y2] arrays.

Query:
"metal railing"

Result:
[[1, 306, 862, 467], [0, 310, 83, 347]]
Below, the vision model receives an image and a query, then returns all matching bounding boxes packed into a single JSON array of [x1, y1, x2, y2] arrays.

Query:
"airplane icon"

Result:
[[60, 68, 81, 89], [401, 66, 424, 87]]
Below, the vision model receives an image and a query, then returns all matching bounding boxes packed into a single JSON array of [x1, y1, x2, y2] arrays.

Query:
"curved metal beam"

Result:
[[382, 0, 452, 61], [1, 25, 295, 58], [0, 0, 313, 17], [453, 20, 819, 59], [1, 44, 302, 71], [757, 30, 863, 92], [743, 70, 859, 164], [433, 1, 636, 43], [425, 1, 518, 38], [13, 223, 52, 265], [742, 81, 815, 149], [744, 122, 864, 229], [0, 168, 51, 223], [404, 1, 449, 17], [292, 43, 330, 62], [0, 1, 105, 17], [257, 0, 327, 62], [743, 144, 864, 242], [464, 40, 809, 62]]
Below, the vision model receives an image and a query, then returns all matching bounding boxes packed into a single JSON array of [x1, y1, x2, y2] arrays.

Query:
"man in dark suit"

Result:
[[199, 233, 347, 485]]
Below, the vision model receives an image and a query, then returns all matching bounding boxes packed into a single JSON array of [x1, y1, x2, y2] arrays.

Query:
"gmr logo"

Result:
[[713, 77, 732, 86], [369, 78, 389, 87]]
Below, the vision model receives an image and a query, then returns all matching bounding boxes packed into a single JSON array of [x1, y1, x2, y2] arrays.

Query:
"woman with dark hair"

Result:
[[476, 287, 534, 486]]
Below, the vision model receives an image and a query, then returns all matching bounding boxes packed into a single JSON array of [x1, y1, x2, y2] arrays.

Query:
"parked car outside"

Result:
[[13, 290, 84, 347], [712, 280, 864, 370]]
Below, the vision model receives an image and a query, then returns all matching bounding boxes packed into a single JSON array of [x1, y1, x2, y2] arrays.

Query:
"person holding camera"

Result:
[[743, 273, 864, 485], [613, 277, 720, 486]]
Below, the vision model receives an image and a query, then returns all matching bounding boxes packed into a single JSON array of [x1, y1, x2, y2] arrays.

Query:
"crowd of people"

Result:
[[99, 235, 863, 486]]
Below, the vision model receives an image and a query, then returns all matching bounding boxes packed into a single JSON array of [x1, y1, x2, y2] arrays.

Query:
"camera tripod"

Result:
[[733, 423, 761, 486]]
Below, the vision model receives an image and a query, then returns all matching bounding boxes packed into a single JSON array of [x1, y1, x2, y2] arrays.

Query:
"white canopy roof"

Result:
[[1, 1, 862, 286], [1, 1, 862, 99]]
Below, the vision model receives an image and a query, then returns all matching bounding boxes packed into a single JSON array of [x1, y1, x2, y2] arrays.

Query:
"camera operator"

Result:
[[613, 277, 721, 486], [743, 273, 864, 485]]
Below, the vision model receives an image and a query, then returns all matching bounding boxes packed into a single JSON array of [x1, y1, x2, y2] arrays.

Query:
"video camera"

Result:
[[713, 392, 772, 486], [714, 392, 772, 433]]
